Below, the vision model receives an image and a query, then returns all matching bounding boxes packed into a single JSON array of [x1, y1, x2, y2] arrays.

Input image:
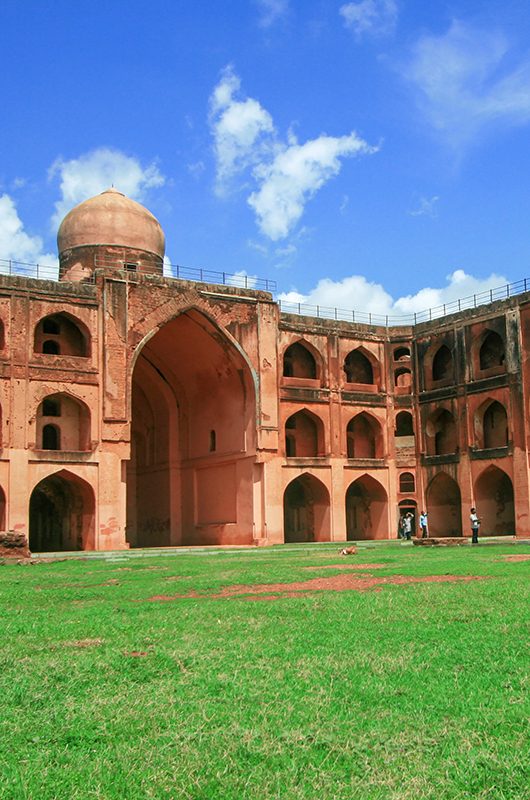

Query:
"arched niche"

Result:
[[345, 475, 388, 540], [479, 331, 505, 372], [283, 473, 330, 543], [36, 393, 91, 451], [432, 345, 453, 383], [128, 308, 256, 548], [285, 409, 325, 457], [0, 485, 5, 530], [283, 341, 321, 380], [399, 472, 415, 493], [346, 412, 383, 459], [475, 400, 508, 450], [426, 473, 462, 536], [394, 346, 410, 361], [343, 348, 378, 387], [29, 470, 95, 552], [474, 466, 515, 536], [34, 313, 90, 357], [425, 409, 457, 456], [394, 367, 412, 391], [395, 411, 414, 438]]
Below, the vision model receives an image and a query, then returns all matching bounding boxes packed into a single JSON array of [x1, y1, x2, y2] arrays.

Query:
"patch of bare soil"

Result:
[[146, 573, 484, 602], [501, 554, 530, 562], [63, 638, 103, 648], [302, 563, 386, 571]]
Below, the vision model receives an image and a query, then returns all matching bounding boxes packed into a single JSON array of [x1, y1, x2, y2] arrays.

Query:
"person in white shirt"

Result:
[[419, 511, 428, 538], [470, 507, 480, 544]]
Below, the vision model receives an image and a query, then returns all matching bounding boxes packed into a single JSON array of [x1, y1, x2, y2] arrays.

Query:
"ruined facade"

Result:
[[2, 188, 528, 551]]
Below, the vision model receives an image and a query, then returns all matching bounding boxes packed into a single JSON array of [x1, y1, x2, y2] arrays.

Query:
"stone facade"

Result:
[[2, 189, 528, 551]]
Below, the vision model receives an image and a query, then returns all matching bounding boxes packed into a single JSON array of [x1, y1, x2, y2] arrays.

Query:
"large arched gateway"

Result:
[[283, 474, 330, 543], [127, 309, 256, 547], [474, 466, 515, 535], [29, 471, 95, 552], [345, 475, 388, 540]]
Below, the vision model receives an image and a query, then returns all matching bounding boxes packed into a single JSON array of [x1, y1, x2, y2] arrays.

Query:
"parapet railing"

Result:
[[278, 278, 530, 326], [0, 256, 528, 327]]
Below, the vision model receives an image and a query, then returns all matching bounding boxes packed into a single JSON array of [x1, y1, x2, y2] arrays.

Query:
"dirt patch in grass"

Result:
[[302, 563, 386, 571], [501, 554, 530, 562], [62, 638, 103, 648], [146, 573, 484, 602]]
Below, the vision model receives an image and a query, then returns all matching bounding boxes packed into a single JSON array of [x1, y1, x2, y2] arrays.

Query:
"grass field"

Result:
[[1, 542, 529, 800]]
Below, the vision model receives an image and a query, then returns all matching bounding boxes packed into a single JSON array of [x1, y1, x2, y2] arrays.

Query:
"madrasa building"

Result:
[[1, 188, 527, 552]]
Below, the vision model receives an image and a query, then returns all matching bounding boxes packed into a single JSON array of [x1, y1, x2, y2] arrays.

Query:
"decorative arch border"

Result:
[[281, 336, 325, 382]]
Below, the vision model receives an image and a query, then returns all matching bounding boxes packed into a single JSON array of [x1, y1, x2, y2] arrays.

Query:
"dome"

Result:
[[57, 188, 165, 258]]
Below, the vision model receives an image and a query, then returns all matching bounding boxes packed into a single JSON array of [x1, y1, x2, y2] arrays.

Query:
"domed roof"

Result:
[[57, 187, 165, 258]]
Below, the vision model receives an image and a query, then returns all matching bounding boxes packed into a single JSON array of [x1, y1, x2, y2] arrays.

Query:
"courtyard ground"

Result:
[[0, 542, 529, 799]]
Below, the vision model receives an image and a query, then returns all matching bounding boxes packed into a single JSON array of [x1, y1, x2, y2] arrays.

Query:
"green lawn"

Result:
[[1, 543, 529, 799]]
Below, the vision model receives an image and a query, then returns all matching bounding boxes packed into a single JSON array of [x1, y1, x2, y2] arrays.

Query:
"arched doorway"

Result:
[[474, 467, 515, 536], [0, 485, 5, 530], [345, 475, 388, 540], [128, 310, 256, 547], [426, 473, 462, 537], [29, 471, 95, 552], [398, 498, 417, 538], [346, 413, 383, 459], [283, 474, 330, 543]]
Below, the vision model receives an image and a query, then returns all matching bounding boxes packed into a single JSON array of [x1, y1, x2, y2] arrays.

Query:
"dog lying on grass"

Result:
[[339, 546, 357, 556]]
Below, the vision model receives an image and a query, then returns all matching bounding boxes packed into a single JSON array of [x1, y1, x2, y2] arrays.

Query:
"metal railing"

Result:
[[278, 278, 530, 326], [0, 256, 528, 327]]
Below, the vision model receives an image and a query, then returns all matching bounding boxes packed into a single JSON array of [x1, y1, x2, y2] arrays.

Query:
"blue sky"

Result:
[[1, 0, 530, 315]]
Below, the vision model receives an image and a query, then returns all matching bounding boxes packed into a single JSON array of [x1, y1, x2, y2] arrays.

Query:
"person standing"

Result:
[[403, 513, 413, 540], [419, 510, 428, 538], [470, 507, 480, 544]]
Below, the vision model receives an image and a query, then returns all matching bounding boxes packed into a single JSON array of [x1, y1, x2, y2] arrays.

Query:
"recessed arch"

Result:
[[282, 340, 321, 380], [399, 472, 415, 493], [343, 347, 377, 385], [345, 474, 388, 540], [432, 344, 453, 383], [285, 408, 325, 458], [29, 470, 95, 552], [479, 330, 505, 371], [0, 484, 6, 530], [128, 307, 256, 548], [474, 466, 515, 536], [394, 346, 410, 360], [426, 473, 462, 536], [283, 473, 330, 543], [395, 411, 414, 437], [475, 399, 508, 450], [394, 367, 412, 389], [34, 312, 90, 357], [425, 408, 457, 455], [36, 393, 91, 451], [346, 412, 383, 458]]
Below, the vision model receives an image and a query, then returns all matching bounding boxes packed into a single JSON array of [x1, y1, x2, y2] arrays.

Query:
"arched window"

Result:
[[479, 332, 505, 370], [285, 410, 323, 457], [34, 313, 89, 357], [483, 401, 508, 449], [427, 409, 457, 456], [42, 424, 60, 450], [395, 411, 414, 437], [432, 345, 453, 382], [394, 347, 410, 360], [344, 350, 374, 384], [283, 342, 317, 379], [43, 340, 60, 355], [399, 472, 415, 493], [395, 368, 411, 389]]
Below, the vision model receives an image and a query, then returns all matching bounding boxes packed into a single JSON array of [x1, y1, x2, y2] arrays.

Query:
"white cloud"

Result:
[[404, 20, 530, 147], [278, 269, 510, 319], [340, 0, 398, 38], [249, 132, 376, 239], [256, 0, 289, 28], [409, 195, 439, 217], [0, 193, 56, 268], [209, 66, 275, 193], [49, 147, 165, 228]]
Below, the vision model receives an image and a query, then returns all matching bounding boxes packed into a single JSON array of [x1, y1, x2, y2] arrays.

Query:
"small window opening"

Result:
[[124, 262, 138, 272], [42, 318, 60, 335], [42, 340, 60, 355], [209, 430, 216, 452], [42, 424, 60, 450], [399, 472, 415, 493], [42, 399, 60, 417]]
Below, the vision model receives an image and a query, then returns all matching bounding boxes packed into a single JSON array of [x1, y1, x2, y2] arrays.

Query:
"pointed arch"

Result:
[[36, 392, 91, 451], [479, 330, 505, 371], [285, 408, 325, 457], [474, 398, 508, 450], [432, 344, 453, 382], [29, 470, 95, 552], [346, 412, 383, 458], [34, 312, 90, 357], [425, 408, 457, 455], [343, 347, 378, 386], [345, 474, 388, 540], [283, 473, 330, 543], [282, 339, 322, 380], [426, 472, 462, 537], [474, 466, 515, 536]]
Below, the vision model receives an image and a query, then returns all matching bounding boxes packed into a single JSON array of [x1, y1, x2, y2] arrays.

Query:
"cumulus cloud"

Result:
[[49, 147, 165, 228], [210, 66, 275, 194], [210, 67, 377, 239], [255, 0, 289, 28], [403, 20, 530, 147], [0, 193, 56, 268], [249, 132, 376, 239], [278, 269, 510, 319], [340, 0, 398, 38]]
